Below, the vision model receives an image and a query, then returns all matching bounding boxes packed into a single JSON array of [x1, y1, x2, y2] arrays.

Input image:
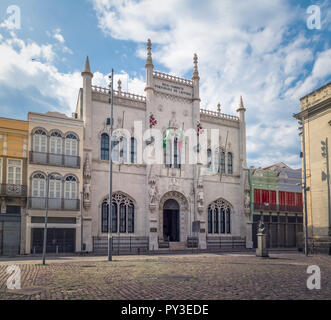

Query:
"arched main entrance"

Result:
[[163, 199, 180, 242]]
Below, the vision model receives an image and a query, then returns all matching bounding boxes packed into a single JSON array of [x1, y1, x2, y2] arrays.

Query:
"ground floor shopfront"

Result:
[[252, 213, 303, 248], [25, 213, 82, 254]]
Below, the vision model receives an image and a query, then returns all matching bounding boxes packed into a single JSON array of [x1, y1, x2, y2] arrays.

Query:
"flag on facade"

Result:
[[197, 121, 204, 135], [149, 113, 157, 128], [178, 124, 184, 149], [163, 126, 171, 148]]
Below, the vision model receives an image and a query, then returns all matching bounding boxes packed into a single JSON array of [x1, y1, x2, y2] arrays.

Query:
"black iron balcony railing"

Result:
[[29, 151, 80, 168], [0, 184, 27, 197], [254, 203, 303, 213], [278, 205, 303, 213], [254, 203, 278, 212], [29, 197, 80, 211]]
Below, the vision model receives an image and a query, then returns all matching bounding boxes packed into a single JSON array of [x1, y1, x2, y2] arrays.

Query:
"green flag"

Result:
[[163, 127, 170, 148]]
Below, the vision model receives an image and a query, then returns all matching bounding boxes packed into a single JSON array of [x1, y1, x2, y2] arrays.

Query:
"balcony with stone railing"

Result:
[[30, 151, 80, 168], [29, 197, 80, 211], [0, 184, 27, 197], [200, 109, 239, 121]]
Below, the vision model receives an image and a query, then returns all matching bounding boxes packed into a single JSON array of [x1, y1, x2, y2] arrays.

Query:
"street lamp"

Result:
[[298, 118, 309, 256], [42, 173, 61, 265], [108, 69, 114, 261]]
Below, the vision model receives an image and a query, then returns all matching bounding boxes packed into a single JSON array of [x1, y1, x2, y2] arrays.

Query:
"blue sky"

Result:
[[0, 0, 330, 168]]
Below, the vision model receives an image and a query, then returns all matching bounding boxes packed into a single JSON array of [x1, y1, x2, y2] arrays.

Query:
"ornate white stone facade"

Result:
[[76, 41, 251, 251]]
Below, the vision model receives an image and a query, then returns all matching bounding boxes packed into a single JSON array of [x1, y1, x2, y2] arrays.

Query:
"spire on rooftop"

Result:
[[237, 95, 246, 112], [82, 56, 93, 77], [146, 39, 153, 67], [192, 53, 200, 80]]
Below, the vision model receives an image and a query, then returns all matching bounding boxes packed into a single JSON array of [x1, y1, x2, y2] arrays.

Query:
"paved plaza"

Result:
[[0, 252, 330, 300]]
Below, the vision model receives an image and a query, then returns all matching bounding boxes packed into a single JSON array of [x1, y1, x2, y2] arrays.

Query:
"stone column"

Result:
[[256, 233, 268, 257]]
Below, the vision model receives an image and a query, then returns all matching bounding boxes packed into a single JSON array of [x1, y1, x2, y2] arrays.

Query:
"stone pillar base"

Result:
[[149, 232, 158, 251], [246, 221, 253, 249], [256, 233, 268, 257]]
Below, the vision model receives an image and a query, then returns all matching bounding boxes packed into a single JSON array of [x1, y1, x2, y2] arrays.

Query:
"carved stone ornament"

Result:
[[83, 156, 91, 180], [244, 191, 250, 209], [169, 111, 178, 128], [149, 175, 158, 211]]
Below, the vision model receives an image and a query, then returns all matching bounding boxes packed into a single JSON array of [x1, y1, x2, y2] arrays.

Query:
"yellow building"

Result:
[[0, 118, 28, 255], [294, 81, 331, 254]]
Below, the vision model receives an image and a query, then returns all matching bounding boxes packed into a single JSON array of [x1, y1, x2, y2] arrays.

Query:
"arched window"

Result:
[[33, 129, 47, 153], [49, 174, 61, 198], [64, 176, 77, 199], [219, 151, 225, 174], [207, 199, 232, 234], [65, 133, 78, 156], [101, 133, 109, 160], [130, 138, 137, 164], [101, 193, 135, 234], [50, 131, 62, 154], [207, 149, 212, 170], [32, 173, 46, 197], [228, 152, 233, 174]]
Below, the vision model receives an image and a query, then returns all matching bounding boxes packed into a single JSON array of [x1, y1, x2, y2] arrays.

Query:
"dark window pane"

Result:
[[221, 208, 225, 233], [112, 203, 117, 233], [101, 202, 108, 233], [128, 205, 134, 233], [208, 208, 212, 234], [226, 208, 231, 234], [272, 216, 278, 223], [120, 204, 126, 233], [101, 134, 109, 160], [214, 209, 219, 234]]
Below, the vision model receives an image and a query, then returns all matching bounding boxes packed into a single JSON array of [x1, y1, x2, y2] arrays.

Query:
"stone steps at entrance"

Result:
[[169, 242, 186, 251]]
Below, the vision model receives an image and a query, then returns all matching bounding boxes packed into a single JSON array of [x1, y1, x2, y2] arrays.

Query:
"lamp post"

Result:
[[298, 117, 309, 256], [108, 69, 114, 261]]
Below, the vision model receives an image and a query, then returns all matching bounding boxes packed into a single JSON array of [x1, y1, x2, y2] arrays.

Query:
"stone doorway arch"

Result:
[[159, 191, 189, 242]]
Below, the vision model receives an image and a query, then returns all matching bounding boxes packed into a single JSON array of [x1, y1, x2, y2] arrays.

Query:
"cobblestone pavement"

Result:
[[0, 252, 330, 300]]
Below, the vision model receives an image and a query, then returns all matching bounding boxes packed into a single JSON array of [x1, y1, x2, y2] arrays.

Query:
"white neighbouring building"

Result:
[[76, 40, 252, 253]]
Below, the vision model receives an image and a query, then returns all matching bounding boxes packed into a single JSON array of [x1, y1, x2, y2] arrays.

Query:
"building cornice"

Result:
[[28, 112, 84, 128], [294, 97, 331, 120]]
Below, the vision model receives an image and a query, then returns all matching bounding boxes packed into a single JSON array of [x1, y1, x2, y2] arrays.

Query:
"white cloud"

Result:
[[91, 0, 331, 168], [53, 29, 65, 43], [93, 70, 145, 96], [0, 32, 81, 114]]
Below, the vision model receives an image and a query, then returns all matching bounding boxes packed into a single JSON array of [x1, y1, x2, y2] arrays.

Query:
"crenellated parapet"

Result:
[[92, 85, 146, 109], [200, 108, 239, 122], [153, 71, 193, 87]]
